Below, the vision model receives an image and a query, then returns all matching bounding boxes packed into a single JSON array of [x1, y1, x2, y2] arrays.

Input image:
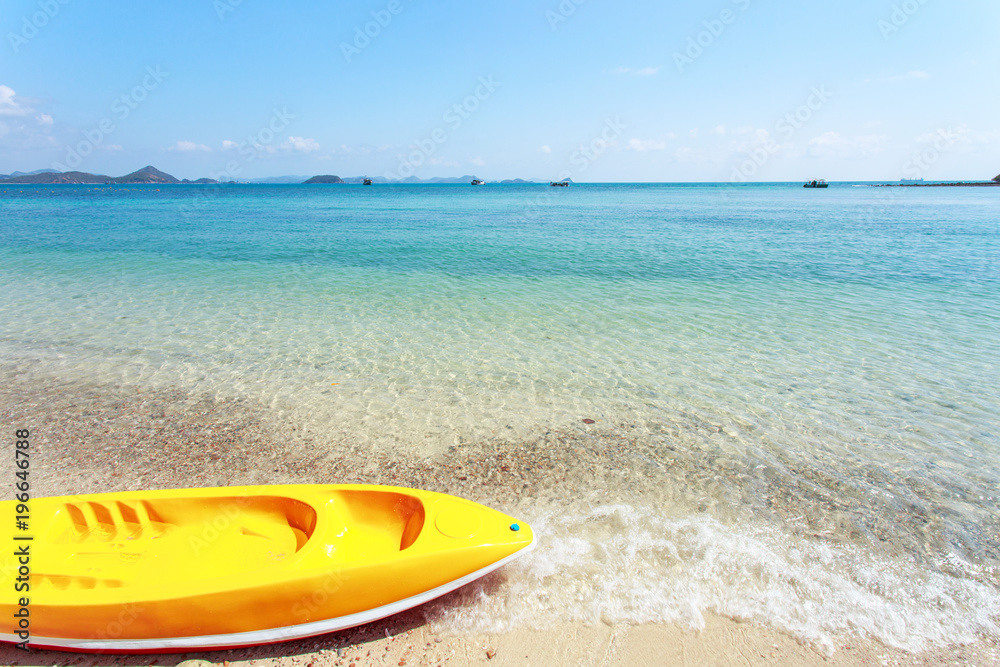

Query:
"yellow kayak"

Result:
[[0, 484, 533, 652]]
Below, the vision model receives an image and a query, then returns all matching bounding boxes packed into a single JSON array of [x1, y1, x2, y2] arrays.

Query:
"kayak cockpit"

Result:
[[40, 490, 427, 591]]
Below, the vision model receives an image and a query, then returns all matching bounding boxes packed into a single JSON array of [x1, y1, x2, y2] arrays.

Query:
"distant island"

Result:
[[0, 167, 552, 186], [226, 174, 551, 185], [869, 172, 1000, 188], [873, 181, 1000, 188], [0, 166, 217, 185], [302, 175, 345, 184]]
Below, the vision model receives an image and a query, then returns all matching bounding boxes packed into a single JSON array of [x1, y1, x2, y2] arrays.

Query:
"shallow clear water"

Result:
[[1, 183, 998, 650]]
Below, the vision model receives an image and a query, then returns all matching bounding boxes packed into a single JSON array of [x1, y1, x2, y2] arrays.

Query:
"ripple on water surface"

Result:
[[1, 183, 998, 650]]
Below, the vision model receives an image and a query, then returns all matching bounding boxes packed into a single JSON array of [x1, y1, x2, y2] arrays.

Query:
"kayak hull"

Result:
[[0, 484, 534, 652]]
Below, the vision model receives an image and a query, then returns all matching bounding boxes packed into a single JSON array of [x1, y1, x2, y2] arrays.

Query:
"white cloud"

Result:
[[674, 146, 711, 164], [915, 125, 967, 145], [332, 142, 393, 156], [915, 125, 1000, 147], [866, 70, 931, 83], [976, 130, 1000, 145], [711, 125, 726, 136], [0, 85, 32, 117], [626, 138, 668, 152], [0, 85, 56, 149], [282, 136, 320, 152], [221, 140, 239, 150], [807, 132, 888, 157], [809, 132, 843, 147], [470, 156, 486, 166], [612, 66, 660, 77], [169, 140, 211, 152], [539, 145, 552, 153], [729, 128, 778, 155]]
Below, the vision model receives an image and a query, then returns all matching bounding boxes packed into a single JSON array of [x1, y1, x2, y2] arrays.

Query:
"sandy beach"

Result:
[[3, 361, 998, 667], [1, 615, 998, 667]]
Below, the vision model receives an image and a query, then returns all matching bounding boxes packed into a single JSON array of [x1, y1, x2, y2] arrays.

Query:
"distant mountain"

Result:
[[114, 165, 179, 184], [994, 173, 999, 183], [0, 170, 112, 184], [303, 175, 345, 184], [0, 165, 218, 185], [1, 167, 564, 186], [7, 169, 60, 178]]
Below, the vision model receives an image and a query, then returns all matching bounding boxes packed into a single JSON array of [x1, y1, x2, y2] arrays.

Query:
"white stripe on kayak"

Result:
[[2, 537, 534, 652]]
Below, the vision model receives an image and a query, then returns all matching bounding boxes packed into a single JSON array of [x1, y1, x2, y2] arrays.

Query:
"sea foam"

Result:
[[427, 505, 1000, 655]]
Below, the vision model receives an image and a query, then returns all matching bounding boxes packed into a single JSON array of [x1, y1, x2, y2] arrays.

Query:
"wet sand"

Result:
[[2, 361, 998, 666]]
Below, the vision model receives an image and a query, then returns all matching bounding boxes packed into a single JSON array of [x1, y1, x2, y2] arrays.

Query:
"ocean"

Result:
[[1, 182, 998, 652]]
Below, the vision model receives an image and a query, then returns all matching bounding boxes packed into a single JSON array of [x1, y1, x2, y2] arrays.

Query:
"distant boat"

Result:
[[363, 178, 372, 185], [471, 179, 485, 185], [803, 179, 828, 189], [549, 181, 569, 187]]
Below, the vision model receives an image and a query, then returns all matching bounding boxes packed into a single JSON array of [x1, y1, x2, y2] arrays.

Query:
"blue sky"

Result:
[[1, 0, 998, 181]]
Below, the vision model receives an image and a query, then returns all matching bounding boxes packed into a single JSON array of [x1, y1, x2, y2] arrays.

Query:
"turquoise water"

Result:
[[1, 183, 998, 650]]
